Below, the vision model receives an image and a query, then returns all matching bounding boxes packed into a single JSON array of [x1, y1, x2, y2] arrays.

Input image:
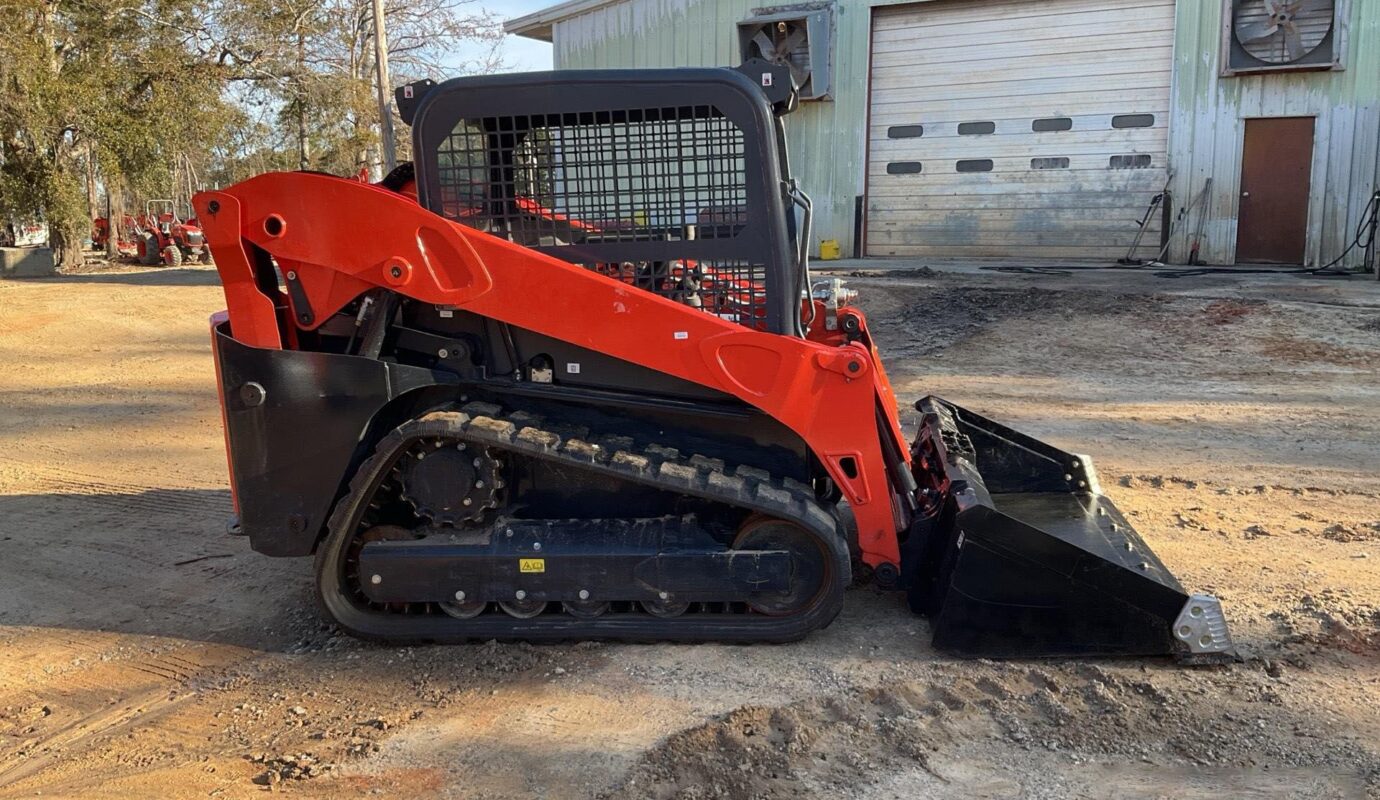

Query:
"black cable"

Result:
[[1307, 189, 1379, 275], [1152, 265, 1351, 280], [1168, 189, 1378, 279]]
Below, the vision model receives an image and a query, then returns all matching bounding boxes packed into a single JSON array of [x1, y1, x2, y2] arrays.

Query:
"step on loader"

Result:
[[197, 64, 1233, 660]]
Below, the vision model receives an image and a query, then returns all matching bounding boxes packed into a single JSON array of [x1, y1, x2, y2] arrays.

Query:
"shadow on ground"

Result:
[[23, 267, 222, 287], [0, 487, 315, 651]]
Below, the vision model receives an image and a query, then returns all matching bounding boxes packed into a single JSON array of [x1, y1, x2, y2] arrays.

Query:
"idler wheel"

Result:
[[732, 517, 832, 616]]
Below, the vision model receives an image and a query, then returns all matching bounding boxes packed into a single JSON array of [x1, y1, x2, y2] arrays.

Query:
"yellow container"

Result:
[[818, 239, 840, 260]]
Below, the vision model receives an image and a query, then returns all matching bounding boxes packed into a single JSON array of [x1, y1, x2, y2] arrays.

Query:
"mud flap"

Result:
[[905, 397, 1234, 661]]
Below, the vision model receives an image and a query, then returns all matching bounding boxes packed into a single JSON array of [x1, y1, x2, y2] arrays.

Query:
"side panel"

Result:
[[214, 324, 455, 555]]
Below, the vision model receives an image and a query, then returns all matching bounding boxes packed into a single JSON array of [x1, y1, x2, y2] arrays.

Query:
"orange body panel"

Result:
[[195, 172, 909, 568]]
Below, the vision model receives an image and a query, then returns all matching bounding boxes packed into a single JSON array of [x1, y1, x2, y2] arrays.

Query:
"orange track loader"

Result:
[[197, 65, 1233, 659]]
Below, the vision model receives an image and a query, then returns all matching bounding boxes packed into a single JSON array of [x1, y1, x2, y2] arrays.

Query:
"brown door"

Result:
[[1237, 117, 1314, 264]]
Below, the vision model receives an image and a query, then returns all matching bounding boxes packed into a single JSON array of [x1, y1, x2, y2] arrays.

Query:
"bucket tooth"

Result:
[[905, 396, 1235, 661], [1172, 594, 1234, 659]]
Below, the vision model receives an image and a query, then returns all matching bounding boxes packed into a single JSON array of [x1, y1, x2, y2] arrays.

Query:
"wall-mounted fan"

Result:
[[750, 21, 810, 84], [1227, 0, 1340, 72], [738, 7, 833, 101]]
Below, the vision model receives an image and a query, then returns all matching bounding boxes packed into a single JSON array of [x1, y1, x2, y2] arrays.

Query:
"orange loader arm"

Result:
[[195, 171, 912, 570]]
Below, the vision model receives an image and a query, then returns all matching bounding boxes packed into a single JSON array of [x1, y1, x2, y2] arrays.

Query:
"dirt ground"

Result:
[[0, 259, 1377, 799]]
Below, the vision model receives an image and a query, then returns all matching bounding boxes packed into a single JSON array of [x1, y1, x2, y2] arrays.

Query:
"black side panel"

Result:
[[214, 323, 454, 556], [508, 328, 727, 400], [400, 301, 729, 401]]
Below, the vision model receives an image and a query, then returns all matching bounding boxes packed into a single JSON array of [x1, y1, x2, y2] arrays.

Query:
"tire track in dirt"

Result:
[[0, 438, 308, 797], [0, 643, 258, 793], [0, 443, 293, 651], [602, 663, 1378, 799], [0, 454, 227, 515], [14, 442, 220, 487], [0, 451, 236, 579]]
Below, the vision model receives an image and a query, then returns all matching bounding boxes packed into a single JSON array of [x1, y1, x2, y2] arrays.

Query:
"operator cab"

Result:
[[396, 65, 809, 335]]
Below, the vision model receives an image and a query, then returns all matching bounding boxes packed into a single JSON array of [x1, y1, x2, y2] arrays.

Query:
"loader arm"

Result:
[[196, 171, 908, 570]]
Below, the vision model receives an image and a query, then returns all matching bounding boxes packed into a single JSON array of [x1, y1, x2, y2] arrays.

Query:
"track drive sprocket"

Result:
[[396, 440, 503, 526]]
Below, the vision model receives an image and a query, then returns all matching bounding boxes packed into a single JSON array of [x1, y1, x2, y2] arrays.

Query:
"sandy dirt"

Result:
[[0, 260, 1377, 798]]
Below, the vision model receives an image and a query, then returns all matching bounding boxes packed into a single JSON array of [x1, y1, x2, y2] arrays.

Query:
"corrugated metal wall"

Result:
[[551, 0, 1380, 266], [552, 0, 900, 257], [1169, 0, 1380, 267]]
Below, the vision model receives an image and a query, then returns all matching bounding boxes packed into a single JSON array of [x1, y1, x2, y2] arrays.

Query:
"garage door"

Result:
[[865, 0, 1174, 259]]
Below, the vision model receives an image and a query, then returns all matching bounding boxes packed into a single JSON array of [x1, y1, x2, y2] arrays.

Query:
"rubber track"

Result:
[[315, 401, 851, 643]]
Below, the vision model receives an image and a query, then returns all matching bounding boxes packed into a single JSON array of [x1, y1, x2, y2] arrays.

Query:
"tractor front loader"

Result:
[[196, 66, 1233, 660]]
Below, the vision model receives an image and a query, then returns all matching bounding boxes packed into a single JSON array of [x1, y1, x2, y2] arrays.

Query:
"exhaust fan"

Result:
[[1226, 0, 1341, 73], [738, 7, 833, 101]]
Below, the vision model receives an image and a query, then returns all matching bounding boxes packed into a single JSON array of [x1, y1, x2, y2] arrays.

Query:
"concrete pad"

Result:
[[814, 256, 1380, 309]]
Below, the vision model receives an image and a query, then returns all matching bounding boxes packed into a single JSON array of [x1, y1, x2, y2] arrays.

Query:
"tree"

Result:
[[0, 0, 503, 269], [213, 0, 503, 177], [0, 0, 235, 267]]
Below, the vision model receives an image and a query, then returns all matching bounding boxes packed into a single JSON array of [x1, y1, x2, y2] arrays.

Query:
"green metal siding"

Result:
[[1168, 0, 1380, 267], [549, 0, 1380, 266]]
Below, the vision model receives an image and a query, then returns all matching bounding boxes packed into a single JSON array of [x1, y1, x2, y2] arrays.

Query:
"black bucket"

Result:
[[904, 397, 1233, 661]]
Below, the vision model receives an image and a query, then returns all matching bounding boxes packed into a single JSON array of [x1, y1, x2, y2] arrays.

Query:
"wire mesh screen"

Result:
[[433, 107, 768, 328]]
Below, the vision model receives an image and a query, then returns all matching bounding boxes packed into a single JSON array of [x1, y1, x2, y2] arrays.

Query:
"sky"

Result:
[[474, 0, 556, 72]]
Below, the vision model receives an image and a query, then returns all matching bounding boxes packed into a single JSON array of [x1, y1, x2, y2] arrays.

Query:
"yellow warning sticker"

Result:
[[519, 558, 545, 573]]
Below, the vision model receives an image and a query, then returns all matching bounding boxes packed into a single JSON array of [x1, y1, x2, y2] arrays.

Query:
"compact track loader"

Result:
[[198, 65, 1233, 659]]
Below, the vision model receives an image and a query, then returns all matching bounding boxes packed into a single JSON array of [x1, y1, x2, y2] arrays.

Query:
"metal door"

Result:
[[1237, 117, 1314, 264], [865, 0, 1176, 259]]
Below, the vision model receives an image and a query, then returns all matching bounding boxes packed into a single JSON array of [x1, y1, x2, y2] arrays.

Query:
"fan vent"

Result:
[[738, 7, 833, 101], [1227, 0, 1339, 73]]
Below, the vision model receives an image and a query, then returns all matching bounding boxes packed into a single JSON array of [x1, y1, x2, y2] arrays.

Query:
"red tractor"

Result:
[[92, 214, 140, 258], [135, 200, 211, 266]]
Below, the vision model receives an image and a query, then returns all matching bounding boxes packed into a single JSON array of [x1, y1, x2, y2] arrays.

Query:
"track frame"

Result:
[[314, 405, 850, 642]]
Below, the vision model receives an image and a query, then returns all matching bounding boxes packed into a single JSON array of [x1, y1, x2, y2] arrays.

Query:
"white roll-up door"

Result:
[[865, 0, 1175, 259]]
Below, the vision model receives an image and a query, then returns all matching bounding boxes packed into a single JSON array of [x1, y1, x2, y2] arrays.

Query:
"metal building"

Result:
[[1169, 0, 1378, 268], [508, 0, 1379, 267]]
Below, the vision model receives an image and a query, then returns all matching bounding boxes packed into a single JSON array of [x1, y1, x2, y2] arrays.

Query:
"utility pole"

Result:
[[371, 0, 397, 175]]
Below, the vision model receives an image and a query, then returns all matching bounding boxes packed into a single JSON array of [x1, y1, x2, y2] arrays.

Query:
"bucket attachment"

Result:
[[905, 397, 1234, 661]]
